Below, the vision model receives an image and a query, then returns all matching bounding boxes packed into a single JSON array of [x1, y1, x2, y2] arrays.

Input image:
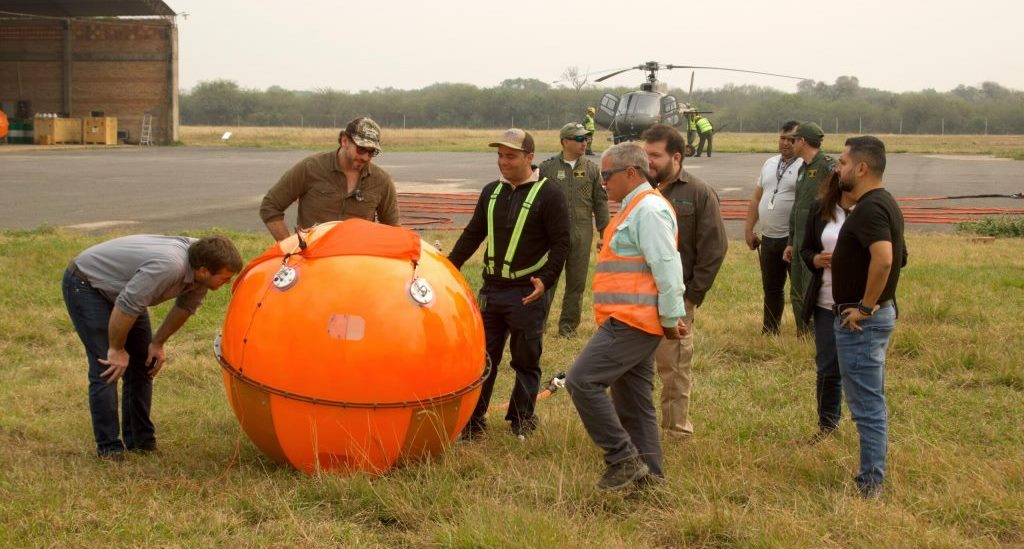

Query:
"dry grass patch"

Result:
[[0, 228, 1022, 546]]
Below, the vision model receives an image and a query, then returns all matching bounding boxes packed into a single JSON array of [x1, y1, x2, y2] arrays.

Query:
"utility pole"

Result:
[[899, 118, 903, 134], [941, 118, 945, 135], [859, 117, 862, 133], [835, 117, 839, 134]]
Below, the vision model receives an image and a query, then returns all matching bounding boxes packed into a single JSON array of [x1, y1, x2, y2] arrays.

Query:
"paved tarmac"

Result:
[[1, 146, 1021, 238]]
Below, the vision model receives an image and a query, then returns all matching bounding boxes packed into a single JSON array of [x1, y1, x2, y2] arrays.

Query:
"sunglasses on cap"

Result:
[[565, 135, 587, 143]]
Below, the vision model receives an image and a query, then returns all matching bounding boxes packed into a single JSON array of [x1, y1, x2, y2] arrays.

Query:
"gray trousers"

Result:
[[566, 317, 664, 477]]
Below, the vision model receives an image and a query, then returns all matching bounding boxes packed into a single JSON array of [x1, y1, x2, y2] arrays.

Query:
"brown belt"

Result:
[[67, 262, 92, 286]]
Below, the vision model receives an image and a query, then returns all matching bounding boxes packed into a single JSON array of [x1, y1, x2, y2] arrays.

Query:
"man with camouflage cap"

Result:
[[260, 117, 400, 240], [783, 121, 835, 335], [539, 122, 610, 337]]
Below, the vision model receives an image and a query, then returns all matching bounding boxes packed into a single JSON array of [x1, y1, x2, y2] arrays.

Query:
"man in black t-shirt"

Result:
[[830, 136, 906, 499]]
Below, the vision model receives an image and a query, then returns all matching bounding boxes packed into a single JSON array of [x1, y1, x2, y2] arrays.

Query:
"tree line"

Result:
[[180, 76, 1024, 135]]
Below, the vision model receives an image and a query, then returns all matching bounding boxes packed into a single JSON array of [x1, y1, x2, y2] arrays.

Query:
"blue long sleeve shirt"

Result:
[[607, 185, 687, 327]]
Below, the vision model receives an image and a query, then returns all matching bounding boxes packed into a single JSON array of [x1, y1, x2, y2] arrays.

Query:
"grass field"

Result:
[[179, 126, 1024, 158], [1, 228, 1022, 547]]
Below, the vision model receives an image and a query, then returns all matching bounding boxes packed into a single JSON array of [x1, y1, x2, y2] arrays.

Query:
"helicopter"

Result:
[[591, 61, 806, 145]]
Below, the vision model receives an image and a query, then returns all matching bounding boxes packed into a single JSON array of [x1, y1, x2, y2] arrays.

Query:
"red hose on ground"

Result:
[[397, 193, 1024, 231]]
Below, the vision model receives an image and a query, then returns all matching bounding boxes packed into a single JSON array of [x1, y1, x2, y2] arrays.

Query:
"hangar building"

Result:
[[0, 0, 178, 144]]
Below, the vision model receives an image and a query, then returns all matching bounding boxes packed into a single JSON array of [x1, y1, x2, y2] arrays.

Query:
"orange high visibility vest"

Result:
[[593, 188, 676, 335]]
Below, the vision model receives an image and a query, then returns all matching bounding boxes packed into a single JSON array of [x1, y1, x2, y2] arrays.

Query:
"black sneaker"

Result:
[[128, 442, 158, 454], [459, 422, 486, 443], [97, 448, 126, 462], [806, 426, 837, 445], [510, 415, 539, 440], [858, 482, 884, 499], [597, 455, 650, 491]]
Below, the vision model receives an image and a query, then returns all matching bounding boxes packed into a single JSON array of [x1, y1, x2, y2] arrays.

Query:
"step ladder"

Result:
[[139, 113, 154, 146]]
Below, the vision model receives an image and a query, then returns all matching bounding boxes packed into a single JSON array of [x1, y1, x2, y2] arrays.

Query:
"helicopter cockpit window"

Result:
[[617, 94, 661, 117]]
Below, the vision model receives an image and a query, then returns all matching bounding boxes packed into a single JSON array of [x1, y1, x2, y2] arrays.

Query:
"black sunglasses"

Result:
[[600, 166, 634, 181], [346, 134, 380, 157], [565, 135, 587, 143]]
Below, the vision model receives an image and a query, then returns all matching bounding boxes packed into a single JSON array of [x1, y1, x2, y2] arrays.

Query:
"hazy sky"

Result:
[[171, 0, 1022, 94]]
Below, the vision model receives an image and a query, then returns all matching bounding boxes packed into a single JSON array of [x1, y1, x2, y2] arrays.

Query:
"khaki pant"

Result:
[[654, 301, 695, 436]]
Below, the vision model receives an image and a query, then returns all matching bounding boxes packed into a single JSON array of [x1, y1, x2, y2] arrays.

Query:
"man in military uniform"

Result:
[[260, 117, 400, 240], [783, 121, 835, 336], [539, 123, 610, 337], [584, 106, 597, 156], [448, 129, 571, 440]]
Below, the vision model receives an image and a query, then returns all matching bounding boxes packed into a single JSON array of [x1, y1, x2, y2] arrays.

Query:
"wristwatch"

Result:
[[857, 301, 875, 316]]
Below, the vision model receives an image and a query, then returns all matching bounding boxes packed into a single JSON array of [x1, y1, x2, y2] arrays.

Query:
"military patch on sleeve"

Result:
[[573, 170, 586, 178], [807, 169, 817, 179], [557, 169, 566, 180]]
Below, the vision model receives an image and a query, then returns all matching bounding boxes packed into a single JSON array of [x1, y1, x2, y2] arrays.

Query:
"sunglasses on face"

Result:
[[565, 135, 587, 143], [346, 135, 380, 157], [600, 166, 632, 181]]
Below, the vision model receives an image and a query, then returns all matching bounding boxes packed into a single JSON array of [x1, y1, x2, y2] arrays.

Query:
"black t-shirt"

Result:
[[831, 188, 906, 305]]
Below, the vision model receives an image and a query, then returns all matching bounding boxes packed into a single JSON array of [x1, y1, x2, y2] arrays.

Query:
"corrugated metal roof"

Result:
[[0, 0, 175, 18]]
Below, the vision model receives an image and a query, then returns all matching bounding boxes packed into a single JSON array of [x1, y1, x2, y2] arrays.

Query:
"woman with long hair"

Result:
[[799, 171, 854, 442]]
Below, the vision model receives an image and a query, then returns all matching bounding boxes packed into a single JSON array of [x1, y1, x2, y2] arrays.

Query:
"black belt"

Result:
[[67, 262, 92, 286], [832, 299, 893, 316]]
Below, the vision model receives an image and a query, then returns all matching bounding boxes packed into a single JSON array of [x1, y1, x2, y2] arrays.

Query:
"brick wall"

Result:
[[0, 18, 178, 144]]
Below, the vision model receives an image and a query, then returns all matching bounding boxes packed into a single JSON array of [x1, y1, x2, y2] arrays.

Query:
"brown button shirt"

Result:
[[259, 149, 400, 228], [658, 169, 728, 307]]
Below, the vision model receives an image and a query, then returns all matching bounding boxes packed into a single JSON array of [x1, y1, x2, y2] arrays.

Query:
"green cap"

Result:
[[789, 121, 824, 141], [559, 122, 588, 140]]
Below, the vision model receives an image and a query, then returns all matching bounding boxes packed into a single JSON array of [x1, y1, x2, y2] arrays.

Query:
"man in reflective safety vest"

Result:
[[566, 142, 687, 491], [694, 115, 714, 157], [584, 106, 597, 155], [448, 128, 571, 440]]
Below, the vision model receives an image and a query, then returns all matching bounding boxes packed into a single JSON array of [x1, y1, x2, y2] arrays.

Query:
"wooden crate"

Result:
[[34, 118, 82, 145], [83, 117, 118, 145]]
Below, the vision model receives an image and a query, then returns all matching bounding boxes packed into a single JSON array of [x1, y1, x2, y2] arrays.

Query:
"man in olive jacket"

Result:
[[642, 124, 728, 438], [783, 122, 835, 336]]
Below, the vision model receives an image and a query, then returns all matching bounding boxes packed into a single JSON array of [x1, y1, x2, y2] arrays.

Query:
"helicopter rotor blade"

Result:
[[689, 71, 695, 96], [552, 65, 632, 84], [665, 65, 808, 80], [594, 67, 638, 83]]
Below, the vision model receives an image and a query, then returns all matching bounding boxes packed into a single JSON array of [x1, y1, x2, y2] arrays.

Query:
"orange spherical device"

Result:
[[216, 219, 486, 474]]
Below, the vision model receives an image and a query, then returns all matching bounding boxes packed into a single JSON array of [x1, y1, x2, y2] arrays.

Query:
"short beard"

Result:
[[839, 173, 856, 192], [655, 162, 675, 184]]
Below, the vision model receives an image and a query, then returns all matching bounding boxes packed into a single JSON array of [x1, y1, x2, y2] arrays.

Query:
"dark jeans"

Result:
[[813, 306, 842, 430], [62, 269, 156, 455], [567, 318, 664, 477], [758, 236, 791, 334], [695, 131, 713, 157], [471, 284, 546, 432]]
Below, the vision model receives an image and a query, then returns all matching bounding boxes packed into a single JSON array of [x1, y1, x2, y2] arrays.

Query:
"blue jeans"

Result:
[[813, 307, 842, 429], [834, 305, 895, 489], [62, 269, 156, 455]]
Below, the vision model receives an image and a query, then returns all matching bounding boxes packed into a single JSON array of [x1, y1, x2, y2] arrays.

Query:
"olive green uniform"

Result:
[[787, 150, 835, 334], [538, 152, 609, 336]]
